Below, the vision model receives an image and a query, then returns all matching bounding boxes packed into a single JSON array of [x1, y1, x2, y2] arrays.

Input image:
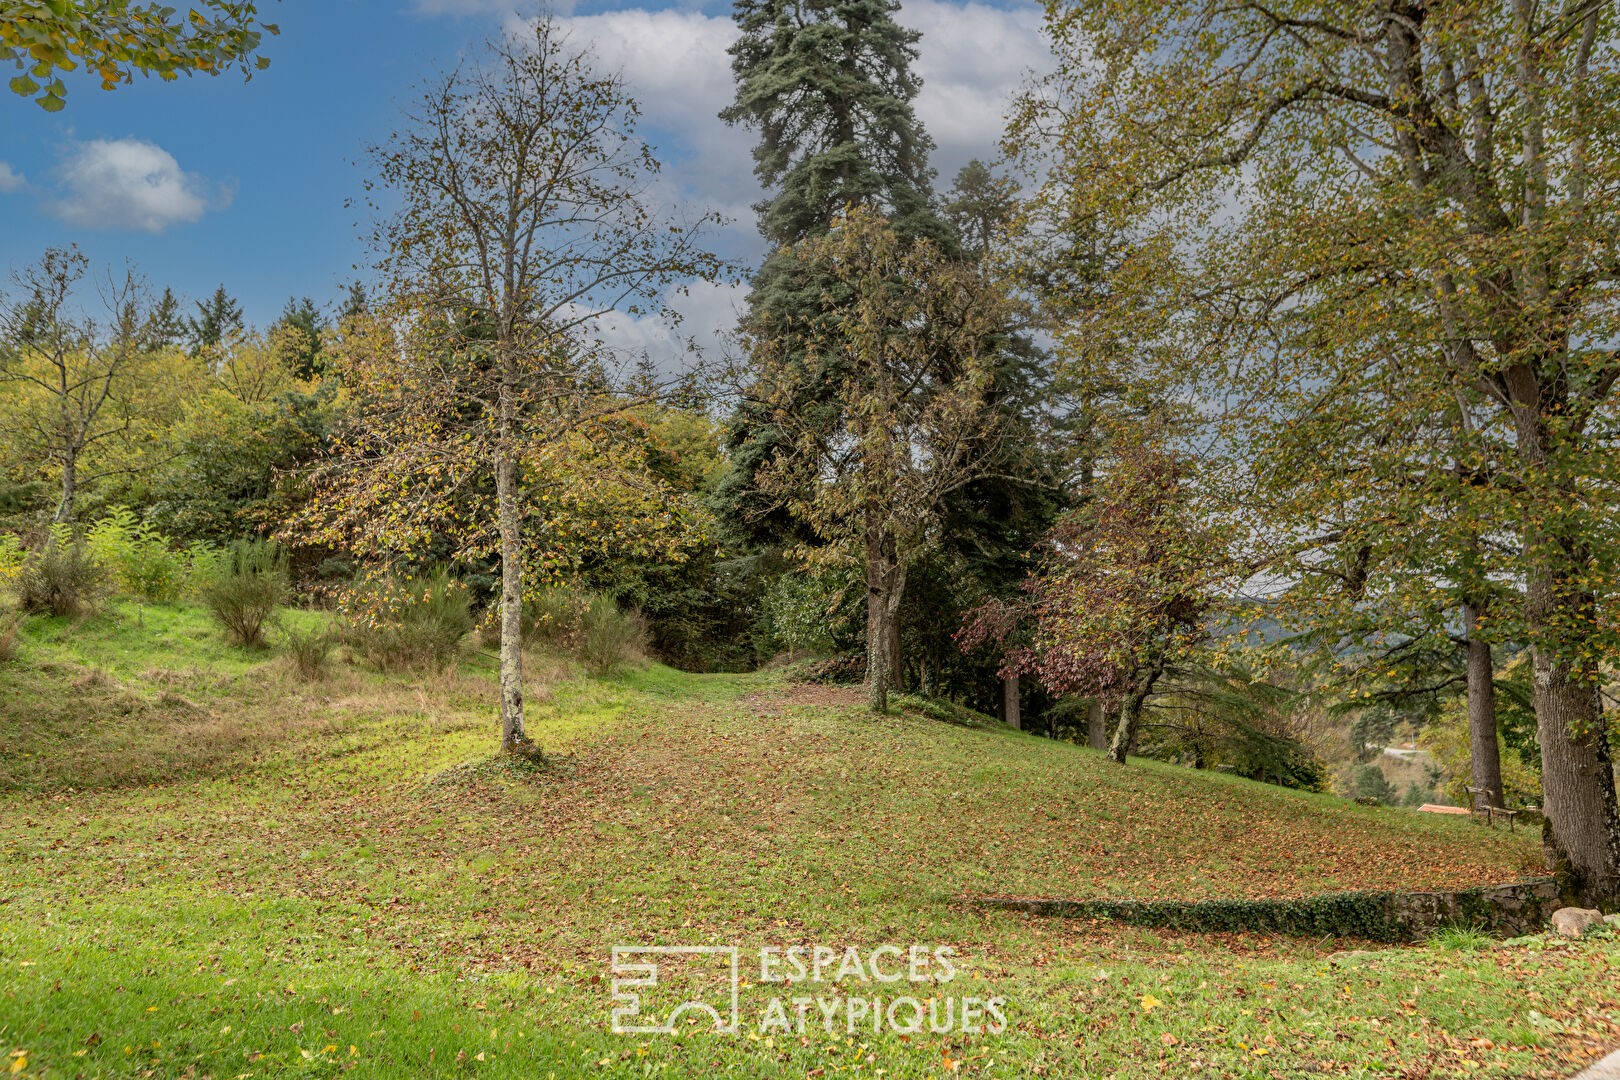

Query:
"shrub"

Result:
[[477, 585, 586, 653], [758, 570, 839, 654], [1401, 781, 1436, 807], [476, 610, 502, 651], [16, 529, 111, 617], [576, 592, 647, 676], [281, 624, 335, 680], [1340, 763, 1399, 806], [526, 585, 586, 651], [890, 693, 996, 727], [200, 539, 289, 648], [87, 508, 186, 603], [181, 542, 225, 599], [343, 570, 473, 672]]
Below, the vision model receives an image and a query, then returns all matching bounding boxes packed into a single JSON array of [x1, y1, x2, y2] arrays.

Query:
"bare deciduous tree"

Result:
[[297, 16, 722, 753]]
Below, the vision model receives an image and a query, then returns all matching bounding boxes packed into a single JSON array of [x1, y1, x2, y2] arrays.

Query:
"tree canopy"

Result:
[[1008, 0, 1620, 904], [2, 1, 277, 112]]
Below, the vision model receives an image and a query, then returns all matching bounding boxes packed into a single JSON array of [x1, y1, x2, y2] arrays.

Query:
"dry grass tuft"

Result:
[[3, 657, 369, 791], [0, 610, 20, 664], [73, 667, 114, 691], [140, 667, 189, 687], [154, 689, 209, 716]]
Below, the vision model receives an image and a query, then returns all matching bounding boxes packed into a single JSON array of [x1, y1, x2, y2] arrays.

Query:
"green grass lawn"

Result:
[[2, 602, 1617, 1078]]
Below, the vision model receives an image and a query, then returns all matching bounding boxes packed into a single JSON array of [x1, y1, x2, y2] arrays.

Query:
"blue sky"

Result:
[[0, 0, 1047, 352]]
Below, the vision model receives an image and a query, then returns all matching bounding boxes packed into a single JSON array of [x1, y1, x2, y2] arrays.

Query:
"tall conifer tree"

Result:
[[720, 8, 1065, 708], [716, 0, 949, 532], [721, 0, 946, 258], [716, 0, 955, 698]]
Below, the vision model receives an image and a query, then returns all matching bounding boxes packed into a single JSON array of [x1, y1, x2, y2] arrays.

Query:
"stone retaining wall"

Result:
[[973, 878, 1560, 942], [1391, 878, 1560, 937]]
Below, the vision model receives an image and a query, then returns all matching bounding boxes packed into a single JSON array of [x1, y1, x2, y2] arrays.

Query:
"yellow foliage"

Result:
[[291, 311, 709, 582], [210, 331, 297, 404], [0, 341, 200, 501], [0, 533, 23, 586]]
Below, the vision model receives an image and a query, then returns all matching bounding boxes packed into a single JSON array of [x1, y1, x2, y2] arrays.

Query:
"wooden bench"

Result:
[[1466, 786, 1521, 831]]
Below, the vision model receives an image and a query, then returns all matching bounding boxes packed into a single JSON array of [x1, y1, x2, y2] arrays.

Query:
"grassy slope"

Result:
[[1, 602, 1617, 1079]]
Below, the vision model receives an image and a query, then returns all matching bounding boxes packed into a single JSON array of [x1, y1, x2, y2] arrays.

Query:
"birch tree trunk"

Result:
[[865, 510, 886, 710], [866, 598, 892, 711], [494, 377, 527, 752]]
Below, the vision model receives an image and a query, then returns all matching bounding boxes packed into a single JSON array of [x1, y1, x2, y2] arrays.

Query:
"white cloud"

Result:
[[551, 9, 757, 228], [45, 138, 230, 233], [441, 0, 1051, 365], [558, 9, 739, 121], [546, 0, 1048, 232], [0, 162, 24, 194], [570, 279, 751, 375], [905, 0, 1050, 181]]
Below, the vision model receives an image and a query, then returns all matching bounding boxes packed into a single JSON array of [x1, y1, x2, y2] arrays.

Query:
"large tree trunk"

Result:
[[1463, 602, 1504, 809], [1505, 371, 1620, 904], [493, 438, 527, 753], [1003, 675, 1020, 730], [1519, 524, 1620, 902], [1087, 700, 1107, 751], [1106, 698, 1138, 765], [1107, 666, 1162, 764], [1500, 21, 1617, 905], [1530, 639, 1620, 903]]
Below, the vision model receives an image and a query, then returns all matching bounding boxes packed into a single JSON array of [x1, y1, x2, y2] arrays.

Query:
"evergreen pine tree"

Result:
[[339, 281, 368, 325], [904, 161, 1073, 715], [274, 295, 326, 379], [944, 160, 1020, 261], [185, 284, 244, 355], [715, 0, 952, 545], [716, 5, 1065, 702], [720, 0, 947, 255], [144, 286, 185, 350]]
